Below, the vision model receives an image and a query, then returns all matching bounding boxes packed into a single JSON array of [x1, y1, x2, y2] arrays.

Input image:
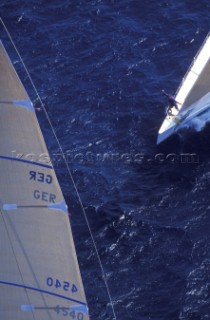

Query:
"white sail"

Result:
[[0, 41, 89, 319], [157, 32, 210, 144]]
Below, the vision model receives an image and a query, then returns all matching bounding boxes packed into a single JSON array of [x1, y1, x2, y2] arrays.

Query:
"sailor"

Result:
[[162, 90, 179, 114]]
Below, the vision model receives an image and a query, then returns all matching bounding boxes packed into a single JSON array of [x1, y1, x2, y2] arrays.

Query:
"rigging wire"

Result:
[[0, 17, 117, 320], [0, 208, 53, 320], [0, 209, 37, 320]]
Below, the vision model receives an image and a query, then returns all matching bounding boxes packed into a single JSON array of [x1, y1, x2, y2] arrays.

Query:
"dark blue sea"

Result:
[[1, 1, 210, 319]]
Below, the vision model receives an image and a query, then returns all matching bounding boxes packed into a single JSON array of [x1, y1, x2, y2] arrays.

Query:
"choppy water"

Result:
[[1, 1, 210, 319]]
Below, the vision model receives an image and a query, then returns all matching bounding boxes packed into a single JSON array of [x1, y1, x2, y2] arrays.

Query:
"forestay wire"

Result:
[[0, 17, 117, 320]]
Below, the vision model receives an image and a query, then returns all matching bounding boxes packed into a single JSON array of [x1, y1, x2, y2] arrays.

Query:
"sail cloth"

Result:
[[0, 41, 89, 319], [175, 32, 210, 108]]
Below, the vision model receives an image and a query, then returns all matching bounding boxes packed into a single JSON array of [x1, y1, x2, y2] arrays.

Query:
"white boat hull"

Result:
[[157, 32, 210, 144]]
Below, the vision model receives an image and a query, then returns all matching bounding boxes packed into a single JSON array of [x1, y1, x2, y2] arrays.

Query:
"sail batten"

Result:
[[0, 42, 89, 319]]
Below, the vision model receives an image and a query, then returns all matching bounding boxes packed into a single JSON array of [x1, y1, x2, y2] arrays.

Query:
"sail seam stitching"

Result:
[[0, 155, 52, 169], [0, 280, 87, 305]]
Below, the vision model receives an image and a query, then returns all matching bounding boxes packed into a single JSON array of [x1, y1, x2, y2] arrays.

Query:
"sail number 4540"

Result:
[[46, 277, 78, 294]]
